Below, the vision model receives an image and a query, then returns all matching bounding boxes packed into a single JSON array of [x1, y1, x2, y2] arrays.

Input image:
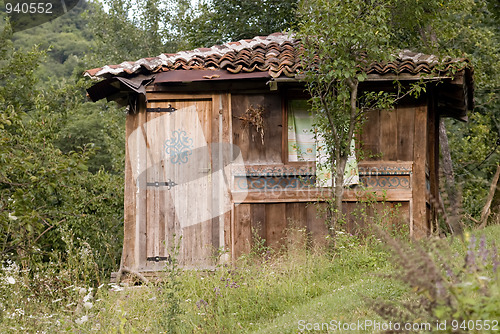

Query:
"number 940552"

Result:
[[5, 2, 53, 14]]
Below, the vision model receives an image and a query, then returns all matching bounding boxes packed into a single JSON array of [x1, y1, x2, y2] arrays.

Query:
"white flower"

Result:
[[83, 292, 93, 302], [8, 213, 17, 221], [78, 287, 87, 295], [6, 276, 15, 284], [83, 302, 93, 310], [75, 315, 88, 324]]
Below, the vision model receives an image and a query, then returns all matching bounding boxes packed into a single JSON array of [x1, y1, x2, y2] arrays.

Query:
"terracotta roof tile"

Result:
[[84, 32, 471, 80]]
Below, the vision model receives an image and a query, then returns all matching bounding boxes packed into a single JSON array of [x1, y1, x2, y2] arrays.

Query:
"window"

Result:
[[287, 99, 316, 162], [286, 98, 359, 187]]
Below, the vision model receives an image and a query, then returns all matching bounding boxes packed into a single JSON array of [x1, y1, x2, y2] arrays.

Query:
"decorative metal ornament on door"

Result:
[[164, 130, 193, 164]]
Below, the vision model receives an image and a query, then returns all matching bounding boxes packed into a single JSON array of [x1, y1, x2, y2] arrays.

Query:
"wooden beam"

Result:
[[412, 105, 428, 238]]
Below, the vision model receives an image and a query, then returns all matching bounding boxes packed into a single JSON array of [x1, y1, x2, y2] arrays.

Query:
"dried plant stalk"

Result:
[[238, 105, 265, 144]]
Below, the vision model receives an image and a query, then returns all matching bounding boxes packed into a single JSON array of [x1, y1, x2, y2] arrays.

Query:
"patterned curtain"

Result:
[[287, 99, 359, 187]]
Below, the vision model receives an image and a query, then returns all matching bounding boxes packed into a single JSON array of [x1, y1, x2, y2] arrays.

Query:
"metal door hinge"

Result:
[[146, 179, 177, 189], [147, 255, 172, 263], [146, 104, 177, 113]]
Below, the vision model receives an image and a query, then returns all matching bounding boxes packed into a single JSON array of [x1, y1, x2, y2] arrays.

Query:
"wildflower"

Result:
[[8, 213, 17, 220], [479, 235, 488, 265], [196, 299, 208, 309], [6, 277, 15, 284], [83, 292, 93, 303], [84, 302, 93, 310], [75, 315, 88, 324]]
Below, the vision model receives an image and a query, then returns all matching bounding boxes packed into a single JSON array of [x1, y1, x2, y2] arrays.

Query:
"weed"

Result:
[[371, 228, 500, 333], [156, 235, 183, 333]]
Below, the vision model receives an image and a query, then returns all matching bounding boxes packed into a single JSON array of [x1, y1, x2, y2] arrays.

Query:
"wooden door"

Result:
[[144, 99, 214, 268]]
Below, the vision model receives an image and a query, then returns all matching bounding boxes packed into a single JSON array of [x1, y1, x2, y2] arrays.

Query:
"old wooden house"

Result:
[[85, 33, 473, 274]]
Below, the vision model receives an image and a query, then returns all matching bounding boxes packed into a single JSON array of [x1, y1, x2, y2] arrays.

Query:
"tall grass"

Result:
[[0, 222, 498, 333]]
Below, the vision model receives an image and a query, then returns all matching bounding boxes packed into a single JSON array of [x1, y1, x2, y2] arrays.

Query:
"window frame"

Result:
[[282, 89, 316, 168]]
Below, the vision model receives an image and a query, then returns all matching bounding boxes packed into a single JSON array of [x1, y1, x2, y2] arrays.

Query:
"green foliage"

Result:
[[372, 228, 500, 333], [84, 0, 187, 65], [438, 1, 500, 221], [183, 0, 299, 47], [85, 0, 299, 64], [297, 0, 402, 230], [156, 236, 183, 333], [55, 101, 126, 173], [297, 0, 499, 231], [0, 220, 398, 332], [0, 21, 124, 275], [7, 1, 95, 81]]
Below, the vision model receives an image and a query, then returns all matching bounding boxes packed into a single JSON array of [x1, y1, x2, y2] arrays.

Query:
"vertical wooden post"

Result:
[[412, 105, 429, 238], [427, 92, 440, 233], [122, 96, 148, 271]]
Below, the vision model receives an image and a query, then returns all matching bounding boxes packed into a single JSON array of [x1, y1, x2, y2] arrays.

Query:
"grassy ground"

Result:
[[0, 225, 499, 333]]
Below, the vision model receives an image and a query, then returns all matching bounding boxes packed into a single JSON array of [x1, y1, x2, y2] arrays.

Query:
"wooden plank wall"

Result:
[[233, 202, 328, 258], [343, 201, 411, 236], [360, 105, 416, 162], [232, 93, 283, 164], [232, 201, 411, 257]]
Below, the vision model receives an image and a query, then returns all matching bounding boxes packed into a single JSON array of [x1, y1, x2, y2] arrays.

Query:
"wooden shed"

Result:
[[85, 33, 473, 274]]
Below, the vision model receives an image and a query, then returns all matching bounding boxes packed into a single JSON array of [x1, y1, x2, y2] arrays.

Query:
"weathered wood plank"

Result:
[[380, 109, 398, 161], [396, 106, 415, 161], [146, 92, 213, 100], [135, 100, 148, 271], [251, 204, 267, 244], [265, 203, 287, 250], [233, 203, 252, 259], [286, 202, 308, 250], [412, 105, 428, 237], [361, 109, 380, 160], [264, 94, 283, 163], [307, 202, 328, 249], [123, 102, 145, 270], [427, 93, 439, 233], [239, 188, 412, 203], [232, 94, 250, 162], [232, 93, 282, 163]]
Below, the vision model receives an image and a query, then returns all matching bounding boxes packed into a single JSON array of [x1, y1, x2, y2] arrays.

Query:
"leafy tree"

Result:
[[0, 21, 123, 275], [297, 0, 500, 235], [8, 1, 95, 81], [183, 0, 299, 47], [84, 0, 183, 65], [55, 101, 126, 174], [297, 0, 403, 233], [440, 1, 500, 220]]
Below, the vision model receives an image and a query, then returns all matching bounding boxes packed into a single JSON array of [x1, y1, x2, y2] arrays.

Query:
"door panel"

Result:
[[145, 99, 213, 267]]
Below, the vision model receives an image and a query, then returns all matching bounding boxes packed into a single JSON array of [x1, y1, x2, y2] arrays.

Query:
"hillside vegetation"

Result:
[[0, 224, 498, 332]]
